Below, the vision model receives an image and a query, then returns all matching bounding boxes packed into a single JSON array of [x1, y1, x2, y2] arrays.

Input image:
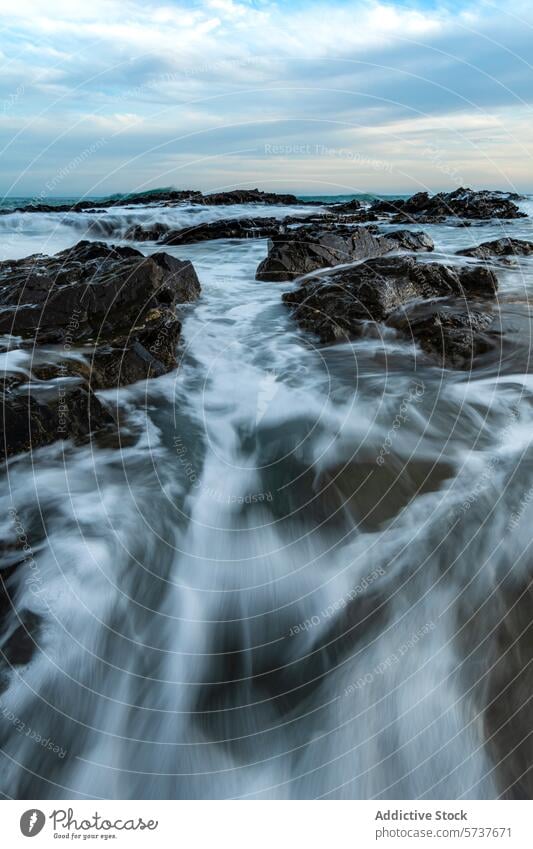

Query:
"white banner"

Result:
[[1, 800, 531, 847]]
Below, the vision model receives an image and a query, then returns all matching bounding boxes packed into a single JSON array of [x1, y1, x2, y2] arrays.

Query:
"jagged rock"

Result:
[[11, 189, 203, 214], [457, 238, 533, 259], [372, 187, 526, 221], [0, 379, 116, 460], [0, 240, 200, 339], [130, 212, 374, 245], [123, 222, 170, 241], [256, 227, 434, 281], [386, 302, 498, 368], [193, 188, 304, 206], [383, 230, 435, 252], [8, 188, 314, 215], [0, 241, 201, 389], [161, 217, 285, 246], [282, 255, 498, 367]]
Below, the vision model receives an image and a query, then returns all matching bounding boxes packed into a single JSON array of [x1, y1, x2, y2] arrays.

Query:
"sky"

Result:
[[0, 0, 532, 197]]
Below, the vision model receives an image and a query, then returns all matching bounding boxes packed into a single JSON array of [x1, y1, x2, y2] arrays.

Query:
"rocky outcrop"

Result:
[[8, 188, 311, 215], [0, 240, 200, 345], [0, 241, 202, 459], [193, 188, 304, 206], [161, 217, 287, 246], [1, 377, 116, 461], [457, 238, 533, 259], [383, 230, 435, 252], [123, 222, 170, 242], [371, 188, 526, 221], [127, 211, 375, 245], [256, 227, 434, 281], [386, 302, 498, 368], [282, 255, 498, 367], [8, 190, 203, 214]]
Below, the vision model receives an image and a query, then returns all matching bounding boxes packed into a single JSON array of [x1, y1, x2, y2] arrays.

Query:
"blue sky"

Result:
[[0, 0, 532, 196]]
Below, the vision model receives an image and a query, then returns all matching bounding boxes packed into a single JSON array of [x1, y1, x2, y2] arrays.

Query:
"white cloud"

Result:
[[1, 0, 533, 194]]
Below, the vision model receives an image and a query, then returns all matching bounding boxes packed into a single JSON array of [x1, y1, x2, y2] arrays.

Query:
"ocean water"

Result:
[[1, 196, 533, 799]]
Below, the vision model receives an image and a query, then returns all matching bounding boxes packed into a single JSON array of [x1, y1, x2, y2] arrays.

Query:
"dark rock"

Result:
[[386, 301, 498, 368], [372, 187, 526, 221], [256, 226, 434, 281], [331, 199, 363, 213], [457, 238, 533, 259], [192, 188, 304, 206], [1, 378, 116, 460], [123, 222, 170, 241], [382, 229, 435, 252], [142, 212, 374, 246], [0, 241, 201, 390], [1, 610, 42, 666], [161, 217, 285, 246], [0, 238, 199, 338], [87, 306, 183, 388], [9, 188, 312, 215], [14, 189, 203, 214], [282, 255, 498, 367]]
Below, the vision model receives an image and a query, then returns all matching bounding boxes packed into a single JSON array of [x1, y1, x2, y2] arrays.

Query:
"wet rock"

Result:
[[12, 189, 203, 214], [282, 255, 498, 367], [1, 610, 42, 666], [161, 217, 285, 246], [256, 226, 434, 281], [86, 306, 183, 388], [0, 241, 201, 398], [9, 188, 311, 215], [383, 229, 435, 252], [386, 301, 498, 368], [372, 187, 526, 221], [0, 241, 200, 384], [457, 237, 533, 259], [0, 378, 116, 460], [192, 188, 305, 206], [123, 222, 170, 242], [138, 212, 373, 246]]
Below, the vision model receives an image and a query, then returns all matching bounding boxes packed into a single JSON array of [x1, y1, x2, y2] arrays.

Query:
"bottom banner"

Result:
[[1, 800, 530, 847]]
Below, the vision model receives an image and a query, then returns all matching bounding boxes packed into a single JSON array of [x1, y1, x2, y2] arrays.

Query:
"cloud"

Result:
[[1, 0, 532, 195]]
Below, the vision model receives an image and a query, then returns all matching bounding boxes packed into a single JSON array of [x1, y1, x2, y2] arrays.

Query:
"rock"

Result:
[[256, 226, 434, 281], [386, 302, 498, 368], [139, 212, 373, 246], [382, 229, 435, 252], [282, 255, 498, 367], [0, 241, 201, 389], [124, 222, 170, 241], [331, 199, 363, 213], [192, 188, 305, 206], [86, 307, 183, 388], [256, 227, 387, 281], [372, 187, 526, 221], [13, 189, 203, 214], [457, 238, 533, 259], [161, 217, 285, 246], [0, 240, 200, 337], [0, 378, 116, 460], [9, 188, 313, 215]]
